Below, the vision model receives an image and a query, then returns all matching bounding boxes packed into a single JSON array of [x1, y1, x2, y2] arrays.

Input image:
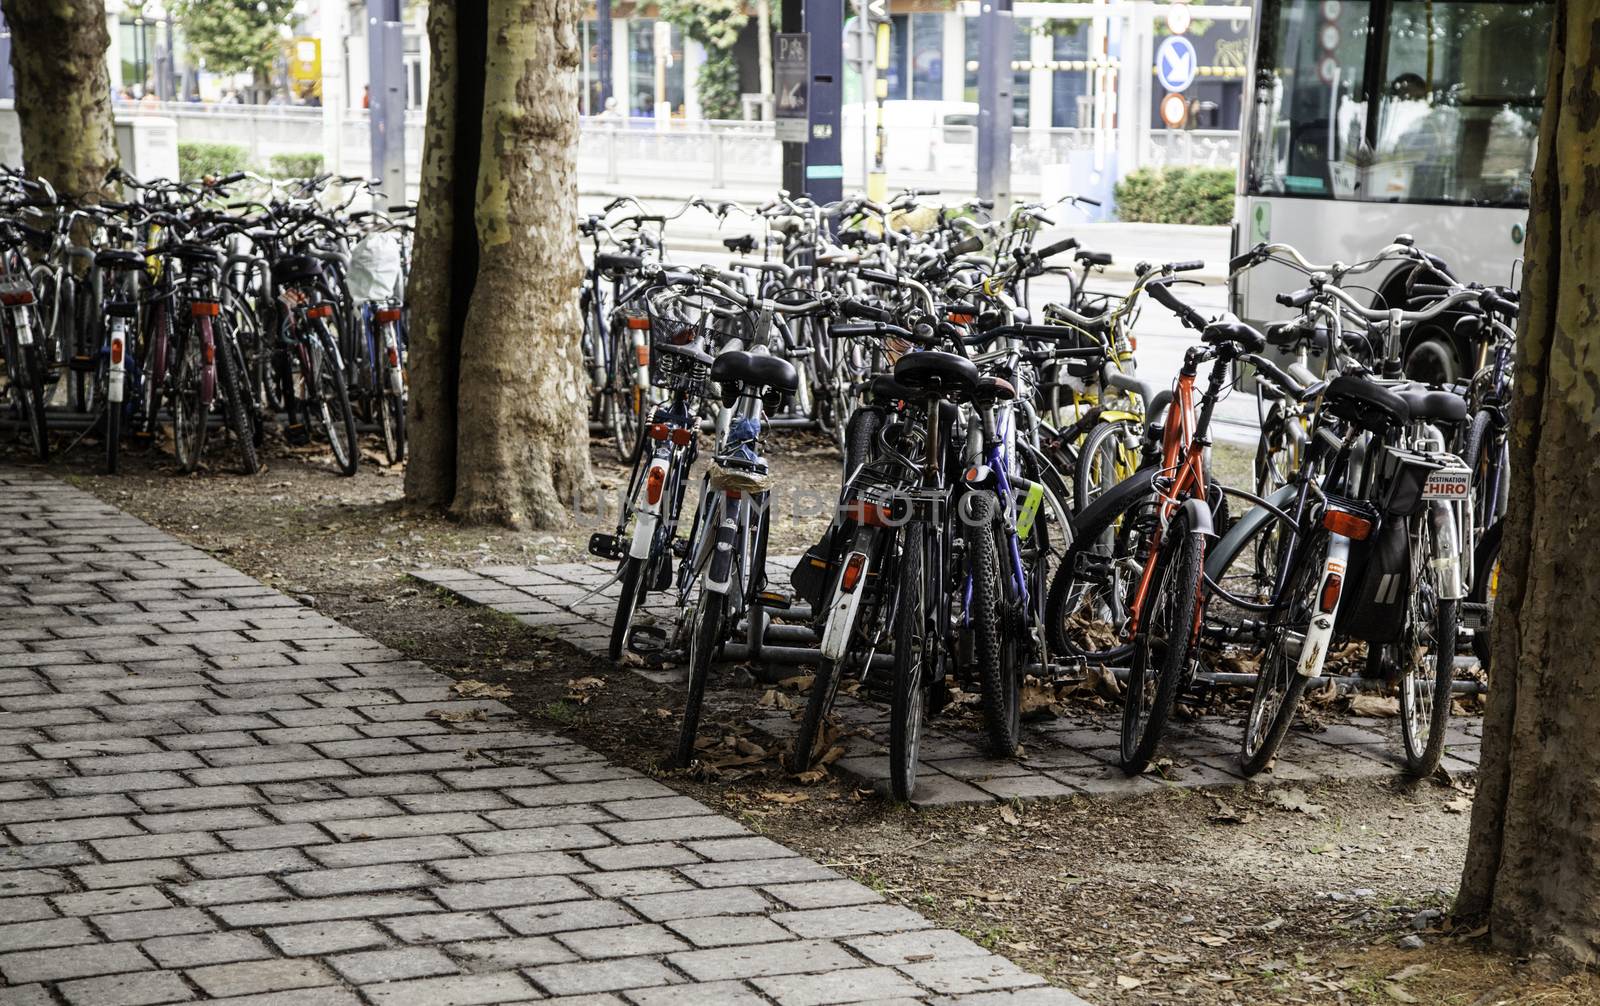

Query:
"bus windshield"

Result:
[[1245, 0, 1552, 208]]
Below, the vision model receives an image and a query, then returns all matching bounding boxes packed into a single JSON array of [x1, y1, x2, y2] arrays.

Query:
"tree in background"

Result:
[[169, 0, 298, 101], [403, 0, 591, 528], [1456, 0, 1600, 969], [659, 0, 748, 119], [0, 0, 117, 200]]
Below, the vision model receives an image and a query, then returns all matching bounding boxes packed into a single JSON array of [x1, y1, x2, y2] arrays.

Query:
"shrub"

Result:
[[268, 152, 326, 179], [177, 142, 251, 181], [1115, 166, 1236, 225]]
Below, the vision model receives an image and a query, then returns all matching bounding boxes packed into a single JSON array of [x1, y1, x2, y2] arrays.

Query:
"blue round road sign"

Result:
[[1156, 36, 1198, 93]]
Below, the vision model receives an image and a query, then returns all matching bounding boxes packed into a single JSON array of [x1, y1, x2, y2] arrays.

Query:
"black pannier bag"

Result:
[[1336, 513, 1412, 644]]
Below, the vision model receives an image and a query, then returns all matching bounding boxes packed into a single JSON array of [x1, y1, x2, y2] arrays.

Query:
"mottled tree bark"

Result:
[[403, 0, 464, 509], [405, 0, 591, 527], [0, 0, 117, 200], [450, 0, 591, 527], [1456, 0, 1600, 969]]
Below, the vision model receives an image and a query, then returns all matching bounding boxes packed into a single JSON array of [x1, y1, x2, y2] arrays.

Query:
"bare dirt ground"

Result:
[[10, 427, 1595, 1006]]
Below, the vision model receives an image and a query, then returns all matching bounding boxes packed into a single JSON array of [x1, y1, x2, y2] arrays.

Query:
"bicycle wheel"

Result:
[[1469, 520, 1501, 669], [10, 332, 50, 462], [842, 406, 882, 478], [608, 557, 647, 663], [216, 335, 260, 475], [790, 657, 845, 774], [313, 331, 359, 477], [1397, 515, 1458, 777], [1074, 419, 1138, 512], [889, 522, 930, 801], [1121, 511, 1204, 773], [964, 493, 1019, 756], [1239, 529, 1327, 776], [380, 385, 406, 464], [138, 302, 172, 442], [1044, 476, 1156, 664], [94, 350, 121, 475], [1254, 404, 1302, 497], [674, 588, 725, 768], [170, 328, 208, 473]]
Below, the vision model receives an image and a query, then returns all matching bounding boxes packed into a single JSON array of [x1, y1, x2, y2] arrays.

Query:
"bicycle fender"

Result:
[[1097, 409, 1143, 425], [1203, 485, 1297, 582], [706, 511, 739, 594], [820, 545, 870, 661], [1178, 496, 1216, 538], [1297, 534, 1352, 678], [1068, 464, 1158, 540]]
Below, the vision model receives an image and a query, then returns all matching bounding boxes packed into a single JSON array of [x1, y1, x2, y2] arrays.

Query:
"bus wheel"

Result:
[[1406, 337, 1459, 386]]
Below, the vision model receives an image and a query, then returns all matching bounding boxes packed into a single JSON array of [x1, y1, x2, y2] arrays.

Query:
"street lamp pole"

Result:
[[977, 0, 1014, 214], [595, 0, 613, 111], [365, 0, 407, 202]]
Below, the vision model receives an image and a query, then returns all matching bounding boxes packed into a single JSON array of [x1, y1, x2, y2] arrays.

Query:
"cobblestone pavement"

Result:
[[411, 562, 1483, 808], [0, 470, 1089, 1006]]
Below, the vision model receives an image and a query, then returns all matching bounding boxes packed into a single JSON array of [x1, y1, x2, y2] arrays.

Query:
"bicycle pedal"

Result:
[[755, 590, 791, 609], [627, 624, 669, 656], [670, 538, 690, 558], [587, 533, 626, 562], [67, 355, 98, 373]]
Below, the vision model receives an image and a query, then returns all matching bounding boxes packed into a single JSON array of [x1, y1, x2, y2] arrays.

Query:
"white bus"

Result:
[[1231, 0, 1552, 383]]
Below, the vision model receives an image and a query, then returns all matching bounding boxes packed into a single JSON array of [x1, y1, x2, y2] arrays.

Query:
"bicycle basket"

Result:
[[653, 343, 712, 397]]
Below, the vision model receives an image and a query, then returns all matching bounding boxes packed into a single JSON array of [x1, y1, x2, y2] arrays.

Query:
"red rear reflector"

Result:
[[947, 312, 974, 324], [190, 301, 220, 317], [845, 500, 892, 527], [0, 290, 34, 306], [375, 308, 402, 323], [307, 304, 334, 319], [1323, 509, 1372, 540], [649, 423, 669, 441], [636, 345, 650, 367], [670, 427, 693, 446], [625, 316, 650, 330], [386, 347, 399, 367], [202, 342, 215, 365], [645, 465, 666, 505], [1318, 573, 1343, 614], [109, 340, 124, 365], [840, 552, 868, 593]]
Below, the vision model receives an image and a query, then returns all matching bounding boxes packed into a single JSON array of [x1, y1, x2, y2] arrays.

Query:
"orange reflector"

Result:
[[386, 347, 399, 367], [202, 342, 215, 365], [1318, 572, 1343, 614], [307, 304, 334, 319], [648, 423, 669, 441], [845, 499, 892, 527], [625, 316, 650, 330], [0, 290, 34, 306], [670, 427, 693, 447], [840, 552, 868, 593], [190, 300, 220, 317], [636, 345, 650, 367], [1130, 336, 1138, 351], [947, 312, 975, 324], [1323, 509, 1373, 541], [109, 339, 124, 365], [645, 465, 666, 505], [375, 308, 402, 323]]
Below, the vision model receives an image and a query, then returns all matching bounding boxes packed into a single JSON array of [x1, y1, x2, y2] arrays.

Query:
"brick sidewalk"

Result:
[[0, 470, 1086, 1006], [411, 562, 1483, 808]]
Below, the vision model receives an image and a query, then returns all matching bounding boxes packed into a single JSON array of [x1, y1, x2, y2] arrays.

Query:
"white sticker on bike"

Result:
[[1421, 468, 1471, 500]]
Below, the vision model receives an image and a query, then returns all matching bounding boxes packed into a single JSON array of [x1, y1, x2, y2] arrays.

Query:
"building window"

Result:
[[628, 19, 685, 117], [119, 17, 157, 96], [1050, 25, 1090, 127], [962, 17, 1029, 123], [910, 13, 943, 99]]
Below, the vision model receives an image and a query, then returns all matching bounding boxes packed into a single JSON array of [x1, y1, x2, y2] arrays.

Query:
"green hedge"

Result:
[[1114, 166, 1235, 226], [269, 152, 326, 178], [177, 142, 251, 181]]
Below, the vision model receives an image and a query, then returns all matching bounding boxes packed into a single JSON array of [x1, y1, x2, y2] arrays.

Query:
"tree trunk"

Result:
[[0, 0, 117, 200], [403, 0, 465, 509], [1456, 0, 1600, 969], [404, 0, 591, 528], [450, 0, 591, 527]]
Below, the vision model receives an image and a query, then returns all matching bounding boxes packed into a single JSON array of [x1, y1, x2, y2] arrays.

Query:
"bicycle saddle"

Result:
[[892, 350, 981, 401], [1394, 384, 1468, 424], [174, 243, 224, 267], [867, 372, 916, 403], [1324, 374, 1409, 433], [1202, 319, 1267, 354], [272, 254, 322, 285], [975, 375, 1016, 402], [711, 350, 799, 394], [94, 249, 145, 271]]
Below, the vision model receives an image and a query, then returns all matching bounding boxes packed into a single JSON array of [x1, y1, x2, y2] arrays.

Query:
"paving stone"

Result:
[[753, 965, 926, 1005], [169, 876, 289, 907], [328, 946, 458, 983], [430, 851, 589, 882], [94, 907, 216, 940], [528, 957, 684, 997], [496, 900, 640, 937], [625, 886, 771, 922], [554, 923, 690, 959], [361, 972, 538, 1006], [666, 915, 792, 948], [578, 868, 694, 899], [0, 916, 94, 953], [0, 940, 154, 983], [445, 935, 576, 969], [598, 816, 749, 845], [684, 836, 797, 862], [774, 904, 933, 939], [265, 920, 391, 956], [623, 982, 768, 1005], [306, 834, 471, 867], [143, 932, 274, 968], [54, 886, 172, 917], [846, 930, 991, 966], [897, 955, 1046, 995], [213, 893, 442, 927], [669, 939, 859, 981], [281, 863, 435, 898], [384, 911, 510, 944], [680, 857, 839, 888], [764, 880, 884, 911], [57, 970, 196, 1006], [187, 958, 337, 998]]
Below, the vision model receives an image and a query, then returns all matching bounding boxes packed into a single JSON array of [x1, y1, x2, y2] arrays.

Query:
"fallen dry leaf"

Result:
[[451, 679, 512, 700]]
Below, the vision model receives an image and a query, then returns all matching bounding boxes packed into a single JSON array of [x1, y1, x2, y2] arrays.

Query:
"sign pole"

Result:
[[803, 0, 844, 203], [366, 0, 407, 202], [780, 1, 805, 196], [976, 0, 1014, 215], [595, 0, 613, 111]]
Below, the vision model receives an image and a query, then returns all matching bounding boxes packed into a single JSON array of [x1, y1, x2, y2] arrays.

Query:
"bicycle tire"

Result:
[[313, 327, 360, 477], [608, 557, 646, 664], [1469, 520, 1501, 669], [381, 385, 406, 464], [1074, 419, 1137, 513], [1398, 517, 1458, 777], [95, 351, 121, 475], [216, 336, 260, 475], [790, 657, 844, 773], [171, 329, 208, 473], [1239, 530, 1328, 775], [674, 589, 725, 768], [1044, 470, 1157, 664], [966, 494, 1020, 757], [13, 337, 50, 462], [889, 522, 929, 801], [843, 406, 882, 478], [1121, 511, 1204, 774]]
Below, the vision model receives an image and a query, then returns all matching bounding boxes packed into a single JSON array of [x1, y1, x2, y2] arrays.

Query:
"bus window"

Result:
[[1368, 1, 1550, 206], [1247, 0, 1374, 199]]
